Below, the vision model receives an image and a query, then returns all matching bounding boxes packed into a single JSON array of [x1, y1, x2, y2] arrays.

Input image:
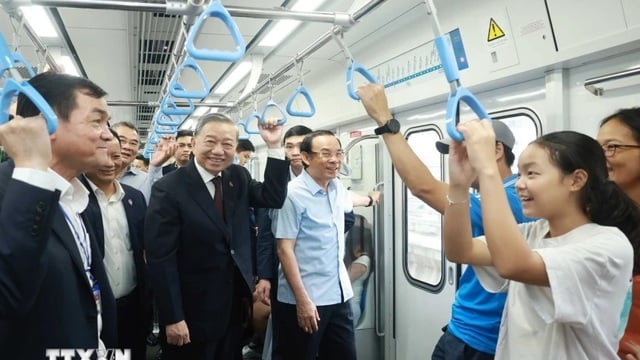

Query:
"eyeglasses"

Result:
[[602, 143, 640, 157], [309, 150, 345, 160]]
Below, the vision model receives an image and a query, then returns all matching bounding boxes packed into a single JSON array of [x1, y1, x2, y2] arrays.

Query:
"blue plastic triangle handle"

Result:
[[160, 95, 194, 116], [242, 112, 262, 135], [186, 0, 246, 62], [260, 100, 287, 126], [286, 85, 316, 118], [347, 61, 377, 100], [0, 79, 58, 134], [169, 57, 210, 99], [156, 112, 184, 127]]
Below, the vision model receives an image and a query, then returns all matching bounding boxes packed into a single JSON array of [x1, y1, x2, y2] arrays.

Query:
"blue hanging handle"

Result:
[[160, 96, 194, 116], [434, 34, 490, 141], [347, 61, 377, 100], [286, 85, 316, 117], [0, 35, 14, 77], [243, 112, 261, 135], [154, 123, 178, 135], [186, 0, 246, 62], [169, 58, 211, 99], [147, 131, 160, 146], [11, 52, 36, 78], [260, 100, 287, 126], [236, 120, 250, 140], [156, 112, 184, 127], [0, 79, 58, 134]]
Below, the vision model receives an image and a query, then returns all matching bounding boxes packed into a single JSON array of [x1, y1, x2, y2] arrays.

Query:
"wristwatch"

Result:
[[374, 118, 401, 135]]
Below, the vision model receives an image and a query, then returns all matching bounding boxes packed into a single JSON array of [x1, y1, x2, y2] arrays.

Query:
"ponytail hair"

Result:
[[534, 131, 640, 274]]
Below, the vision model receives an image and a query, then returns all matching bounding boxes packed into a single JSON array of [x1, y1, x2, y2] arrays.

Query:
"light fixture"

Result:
[[20, 6, 58, 38], [258, 0, 327, 48], [59, 56, 80, 76], [213, 61, 252, 95]]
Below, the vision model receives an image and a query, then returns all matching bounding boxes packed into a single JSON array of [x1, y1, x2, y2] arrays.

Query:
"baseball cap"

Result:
[[435, 120, 515, 154]]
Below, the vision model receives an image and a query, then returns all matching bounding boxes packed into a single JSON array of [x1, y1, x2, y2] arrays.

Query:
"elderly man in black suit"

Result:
[[145, 113, 289, 360], [0, 72, 117, 359]]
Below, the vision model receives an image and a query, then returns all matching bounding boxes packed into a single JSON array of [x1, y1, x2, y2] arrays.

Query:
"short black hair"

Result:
[[16, 72, 107, 122], [502, 143, 515, 167], [135, 154, 149, 166], [176, 129, 194, 140], [236, 139, 255, 152], [299, 130, 342, 154], [283, 125, 313, 145]]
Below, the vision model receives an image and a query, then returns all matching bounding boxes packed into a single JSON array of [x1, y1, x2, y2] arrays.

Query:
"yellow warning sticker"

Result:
[[487, 18, 505, 42]]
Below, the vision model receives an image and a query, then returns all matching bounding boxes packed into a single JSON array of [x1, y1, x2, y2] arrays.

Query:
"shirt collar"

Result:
[[300, 170, 335, 195], [50, 169, 89, 213], [85, 177, 126, 202], [194, 160, 221, 183]]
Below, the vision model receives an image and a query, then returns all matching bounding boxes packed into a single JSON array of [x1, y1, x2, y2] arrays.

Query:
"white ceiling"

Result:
[[0, 0, 421, 136]]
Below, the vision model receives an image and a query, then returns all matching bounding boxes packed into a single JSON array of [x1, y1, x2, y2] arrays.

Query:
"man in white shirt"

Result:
[[82, 129, 149, 359]]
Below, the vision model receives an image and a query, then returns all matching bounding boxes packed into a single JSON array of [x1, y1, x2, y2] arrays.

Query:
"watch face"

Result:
[[388, 118, 401, 133]]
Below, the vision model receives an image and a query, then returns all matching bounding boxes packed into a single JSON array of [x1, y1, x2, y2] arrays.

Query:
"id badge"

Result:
[[92, 281, 102, 315]]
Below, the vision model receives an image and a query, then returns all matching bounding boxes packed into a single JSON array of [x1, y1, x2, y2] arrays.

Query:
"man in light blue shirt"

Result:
[[273, 130, 356, 360]]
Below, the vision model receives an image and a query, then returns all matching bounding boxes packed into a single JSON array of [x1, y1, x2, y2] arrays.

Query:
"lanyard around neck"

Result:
[[59, 205, 91, 272]]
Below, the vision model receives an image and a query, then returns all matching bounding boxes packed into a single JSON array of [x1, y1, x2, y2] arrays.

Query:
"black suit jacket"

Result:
[[0, 161, 117, 359], [145, 158, 289, 342], [79, 175, 147, 295]]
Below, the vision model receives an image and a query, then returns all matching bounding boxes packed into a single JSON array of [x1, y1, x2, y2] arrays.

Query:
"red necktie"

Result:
[[212, 176, 224, 220]]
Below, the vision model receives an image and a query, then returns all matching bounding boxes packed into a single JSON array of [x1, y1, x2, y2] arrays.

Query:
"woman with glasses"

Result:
[[597, 107, 640, 359]]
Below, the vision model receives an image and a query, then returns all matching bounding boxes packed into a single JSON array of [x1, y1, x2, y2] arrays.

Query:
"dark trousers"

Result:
[[431, 328, 494, 360], [116, 287, 148, 360], [273, 301, 356, 360], [161, 268, 249, 360]]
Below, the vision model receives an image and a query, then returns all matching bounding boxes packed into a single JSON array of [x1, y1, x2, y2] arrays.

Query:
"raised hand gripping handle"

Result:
[[445, 87, 491, 141], [347, 61, 377, 100], [186, 0, 246, 62], [286, 85, 316, 118], [169, 58, 211, 99], [260, 100, 287, 126], [0, 79, 58, 134]]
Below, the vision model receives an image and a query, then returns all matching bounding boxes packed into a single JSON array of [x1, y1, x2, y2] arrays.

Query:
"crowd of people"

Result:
[[0, 72, 639, 360]]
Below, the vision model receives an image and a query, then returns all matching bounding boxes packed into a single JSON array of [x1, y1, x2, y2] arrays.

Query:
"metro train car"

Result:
[[0, 0, 639, 359]]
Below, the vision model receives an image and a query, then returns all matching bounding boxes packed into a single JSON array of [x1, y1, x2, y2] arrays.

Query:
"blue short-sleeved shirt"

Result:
[[274, 170, 353, 306], [446, 174, 534, 354]]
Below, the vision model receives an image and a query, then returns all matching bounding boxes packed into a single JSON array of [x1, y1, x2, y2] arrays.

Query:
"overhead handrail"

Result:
[[286, 59, 316, 118], [332, 31, 377, 101], [168, 56, 211, 99], [186, 0, 246, 62], [160, 94, 194, 116], [260, 78, 287, 126], [423, 0, 490, 141], [584, 66, 640, 96], [0, 34, 57, 134]]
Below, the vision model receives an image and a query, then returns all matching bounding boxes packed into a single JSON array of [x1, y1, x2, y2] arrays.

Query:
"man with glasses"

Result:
[[272, 130, 357, 360]]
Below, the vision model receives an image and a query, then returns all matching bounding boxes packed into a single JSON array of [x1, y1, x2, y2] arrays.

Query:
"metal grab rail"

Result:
[[423, 0, 490, 141], [186, 0, 245, 62], [584, 66, 640, 96]]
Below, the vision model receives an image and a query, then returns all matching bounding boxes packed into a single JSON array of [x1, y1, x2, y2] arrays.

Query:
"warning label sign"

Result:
[[487, 18, 505, 42]]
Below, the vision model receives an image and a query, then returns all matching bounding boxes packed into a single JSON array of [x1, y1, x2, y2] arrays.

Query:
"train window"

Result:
[[405, 127, 444, 288], [491, 108, 542, 173]]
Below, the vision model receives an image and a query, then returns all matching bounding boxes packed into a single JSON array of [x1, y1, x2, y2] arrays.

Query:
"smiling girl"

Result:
[[443, 120, 640, 359]]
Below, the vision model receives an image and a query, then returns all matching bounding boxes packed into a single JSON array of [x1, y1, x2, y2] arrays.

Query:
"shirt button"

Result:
[[230, 249, 235, 255]]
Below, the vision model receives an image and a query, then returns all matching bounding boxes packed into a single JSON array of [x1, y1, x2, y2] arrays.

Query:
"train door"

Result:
[[391, 103, 542, 359], [342, 134, 385, 360]]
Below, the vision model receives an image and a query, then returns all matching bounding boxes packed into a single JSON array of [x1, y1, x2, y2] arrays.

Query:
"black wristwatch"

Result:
[[374, 118, 401, 135]]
